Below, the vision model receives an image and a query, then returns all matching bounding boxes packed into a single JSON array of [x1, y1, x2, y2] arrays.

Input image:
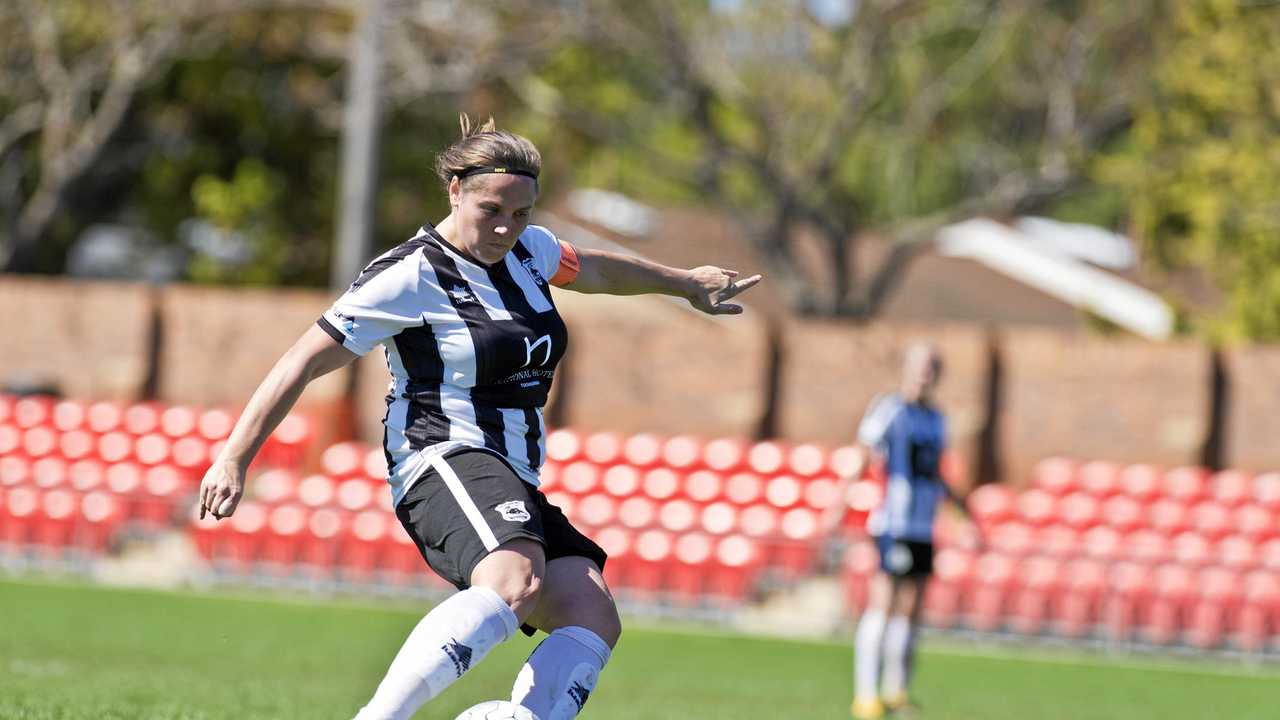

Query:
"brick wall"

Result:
[[0, 277, 153, 399], [1223, 346, 1280, 472]]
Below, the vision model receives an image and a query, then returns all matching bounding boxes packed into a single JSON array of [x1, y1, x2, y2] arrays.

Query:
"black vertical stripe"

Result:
[[475, 404, 508, 456], [510, 240, 554, 305], [489, 254, 543, 320], [522, 408, 542, 469]]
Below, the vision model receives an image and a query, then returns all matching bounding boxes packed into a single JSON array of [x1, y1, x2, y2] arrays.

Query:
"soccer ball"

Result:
[[453, 700, 540, 720]]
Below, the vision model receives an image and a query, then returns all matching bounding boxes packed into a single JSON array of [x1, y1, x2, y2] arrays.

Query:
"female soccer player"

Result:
[[195, 115, 761, 720], [826, 343, 980, 719]]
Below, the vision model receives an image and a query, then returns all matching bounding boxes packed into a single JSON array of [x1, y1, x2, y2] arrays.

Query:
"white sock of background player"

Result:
[[353, 586, 517, 720], [854, 608, 887, 703], [880, 615, 913, 700], [511, 625, 611, 719]]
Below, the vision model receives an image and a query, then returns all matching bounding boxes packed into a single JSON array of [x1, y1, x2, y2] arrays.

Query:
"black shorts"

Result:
[[395, 448, 607, 590], [874, 535, 934, 577]]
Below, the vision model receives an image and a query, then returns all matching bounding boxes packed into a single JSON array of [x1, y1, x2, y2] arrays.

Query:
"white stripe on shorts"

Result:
[[429, 454, 500, 551]]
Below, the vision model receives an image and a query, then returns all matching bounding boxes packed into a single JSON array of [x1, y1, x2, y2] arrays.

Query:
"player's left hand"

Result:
[[684, 266, 762, 315]]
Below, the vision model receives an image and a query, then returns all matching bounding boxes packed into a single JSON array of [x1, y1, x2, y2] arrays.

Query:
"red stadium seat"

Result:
[[1127, 528, 1172, 565], [1099, 495, 1144, 532], [252, 469, 299, 505], [1081, 526, 1123, 562], [0, 423, 20, 457], [31, 456, 68, 489], [363, 448, 388, 482], [738, 505, 779, 538], [58, 429, 96, 462], [260, 413, 312, 468], [1036, 525, 1080, 558], [134, 433, 173, 467], [320, 441, 365, 479], [724, 472, 763, 506], [0, 455, 31, 489], [845, 539, 882, 615], [1233, 505, 1275, 541], [51, 400, 87, 432], [1217, 535, 1260, 570], [559, 461, 600, 496], [1259, 538, 1280, 570], [1239, 571, 1280, 653], [296, 474, 336, 509], [576, 494, 618, 529], [699, 502, 738, 535], [122, 403, 162, 435], [262, 504, 308, 568], [1187, 567, 1244, 649], [1162, 466, 1208, 504], [159, 405, 198, 439], [1144, 564, 1195, 646], [1171, 531, 1213, 567], [1032, 457, 1076, 496], [1078, 460, 1120, 498], [22, 427, 57, 459], [1147, 498, 1189, 536], [335, 478, 375, 512], [683, 469, 722, 503], [68, 459, 105, 492], [1059, 492, 1100, 530], [1253, 472, 1280, 511], [707, 534, 762, 602], [171, 436, 211, 475], [669, 532, 715, 604], [988, 522, 1036, 557], [1056, 558, 1106, 637], [746, 441, 786, 476], [786, 443, 828, 478], [594, 526, 633, 589], [544, 491, 575, 518], [968, 552, 1016, 631], [545, 428, 583, 463], [1210, 469, 1252, 507], [1188, 501, 1232, 540], [657, 499, 698, 534], [968, 483, 1015, 526], [630, 529, 673, 593], [86, 401, 124, 434], [660, 434, 703, 472], [342, 509, 390, 579], [1101, 562, 1153, 642], [828, 445, 862, 479], [97, 431, 133, 465], [844, 479, 883, 525], [772, 507, 820, 577], [701, 437, 747, 474], [1118, 463, 1161, 503], [602, 465, 642, 498], [801, 476, 840, 512], [13, 396, 54, 429], [763, 475, 803, 509], [923, 548, 972, 629], [76, 490, 123, 553], [617, 496, 656, 530], [621, 433, 662, 468], [1015, 489, 1057, 528], [641, 467, 680, 501], [582, 431, 624, 466], [1009, 555, 1062, 635]]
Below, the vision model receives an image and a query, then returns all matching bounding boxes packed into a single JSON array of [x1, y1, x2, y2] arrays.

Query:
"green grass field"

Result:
[[2, 577, 1277, 720]]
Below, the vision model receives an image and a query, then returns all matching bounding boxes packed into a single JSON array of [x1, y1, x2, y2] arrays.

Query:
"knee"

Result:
[[490, 571, 542, 621]]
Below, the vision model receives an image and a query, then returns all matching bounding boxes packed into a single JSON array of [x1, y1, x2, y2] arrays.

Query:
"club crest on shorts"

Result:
[[495, 500, 531, 522]]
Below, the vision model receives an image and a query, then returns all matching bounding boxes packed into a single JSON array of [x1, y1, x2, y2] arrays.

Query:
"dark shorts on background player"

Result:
[[395, 448, 608, 590], [874, 535, 934, 577]]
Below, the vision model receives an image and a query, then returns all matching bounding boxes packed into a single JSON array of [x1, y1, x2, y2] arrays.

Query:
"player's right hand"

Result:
[[198, 460, 246, 520]]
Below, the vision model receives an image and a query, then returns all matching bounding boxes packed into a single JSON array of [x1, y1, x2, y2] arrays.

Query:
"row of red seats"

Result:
[[187, 502, 765, 604], [1032, 457, 1280, 507], [981, 521, 1280, 569], [845, 543, 1280, 652], [0, 485, 128, 554]]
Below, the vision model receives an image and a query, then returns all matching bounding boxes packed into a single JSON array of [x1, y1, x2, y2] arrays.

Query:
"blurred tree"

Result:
[[1099, 0, 1280, 342], [521, 0, 1152, 316]]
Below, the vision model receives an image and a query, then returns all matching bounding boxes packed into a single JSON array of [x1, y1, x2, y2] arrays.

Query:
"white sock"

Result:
[[854, 609, 886, 702], [511, 626, 611, 720], [353, 587, 518, 720], [881, 616, 912, 699]]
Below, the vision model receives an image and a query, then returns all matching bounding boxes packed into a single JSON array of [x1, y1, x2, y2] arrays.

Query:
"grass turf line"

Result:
[[2, 577, 1277, 719]]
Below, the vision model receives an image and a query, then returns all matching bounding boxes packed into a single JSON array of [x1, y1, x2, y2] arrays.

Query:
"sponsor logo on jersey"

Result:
[[522, 334, 553, 368], [495, 500, 531, 522], [568, 681, 591, 711], [449, 284, 477, 304], [521, 257, 547, 285], [442, 638, 473, 677]]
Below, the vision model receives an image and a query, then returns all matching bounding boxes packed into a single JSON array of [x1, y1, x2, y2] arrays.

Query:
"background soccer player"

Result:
[[826, 342, 980, 719]]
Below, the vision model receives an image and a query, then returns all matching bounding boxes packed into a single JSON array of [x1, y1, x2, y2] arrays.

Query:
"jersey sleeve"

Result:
[[317, 251, 425, 356], [856, 394, 898, 451], [522, 224, 580, 287]]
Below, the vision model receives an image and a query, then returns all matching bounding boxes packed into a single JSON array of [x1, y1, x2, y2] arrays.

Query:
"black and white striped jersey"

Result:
[[317, 223, 580, 505]]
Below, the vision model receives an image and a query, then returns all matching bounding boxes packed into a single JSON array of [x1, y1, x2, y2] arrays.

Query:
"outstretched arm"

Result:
[[564, 247, 762, 315], [197, 325, 359, 520]]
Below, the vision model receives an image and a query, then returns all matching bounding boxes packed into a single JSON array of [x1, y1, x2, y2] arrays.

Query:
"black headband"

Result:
[[454, 165, 539, 181]]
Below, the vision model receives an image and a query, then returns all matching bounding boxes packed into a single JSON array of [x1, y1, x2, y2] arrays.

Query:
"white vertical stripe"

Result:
[[503, 253, 553, 313], [534, 409, 546, 470], [499, 408, 532, 469], [414, 256, 479, 386], [440, 244, 513, 321], [429, 454, 500, 551], [440, 385, 484, 444]]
